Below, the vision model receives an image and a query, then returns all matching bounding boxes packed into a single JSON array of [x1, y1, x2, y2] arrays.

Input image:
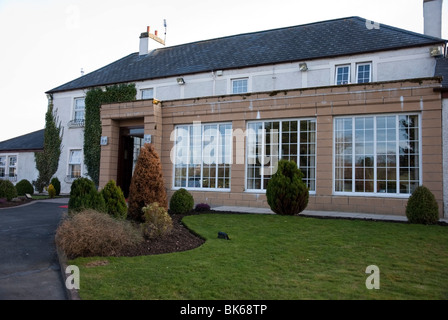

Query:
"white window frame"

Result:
[[333, 113, 422, 197], [67, 149, 82, 180], [231, 78, 249, 94], [73, 98, 85, 122], [172, 122, 232, 191], [356, 62, 372, 84], [335, 65, 351, 85], [245, 118, 317, 193], [0, 155, 6, 178], [141, 88, 154, 100], [0, 154, 18, 181]]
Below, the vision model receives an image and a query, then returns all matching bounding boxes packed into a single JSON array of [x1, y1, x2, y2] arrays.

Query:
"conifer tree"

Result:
[[127, 143, 168, 222], [34, 102, 63, 192]]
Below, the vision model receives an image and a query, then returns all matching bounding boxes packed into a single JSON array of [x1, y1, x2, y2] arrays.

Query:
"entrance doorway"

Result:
[[117, 126, 144, 198]]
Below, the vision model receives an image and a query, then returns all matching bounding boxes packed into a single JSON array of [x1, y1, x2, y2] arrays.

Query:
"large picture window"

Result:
[[246, 119, 316, 192], [334, 114, 420, 195], [173, 123, 232, 190]]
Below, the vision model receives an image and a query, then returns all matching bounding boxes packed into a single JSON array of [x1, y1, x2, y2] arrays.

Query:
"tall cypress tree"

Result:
[[34, 102, 63, 192], [127, 143, 168, 222]]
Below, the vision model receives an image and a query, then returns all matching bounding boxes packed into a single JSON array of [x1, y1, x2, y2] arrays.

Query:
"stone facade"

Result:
[[99, 78, 444, 217]]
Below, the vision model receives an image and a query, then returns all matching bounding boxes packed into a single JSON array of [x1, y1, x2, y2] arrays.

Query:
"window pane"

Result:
[[141, 89, 154, 100], [336, 66, 350, 85], [232, 78, 248, 94], [74, 98, 85, 121], [336, 114, 420, 195], [247, 119, 316, 192], [173, 123, 232, 190], [357, 63, 371, 83]]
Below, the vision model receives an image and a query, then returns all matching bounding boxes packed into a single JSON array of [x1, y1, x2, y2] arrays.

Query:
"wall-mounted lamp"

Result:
[[177, 77, 185, 85], [299, 63, 308, 71]]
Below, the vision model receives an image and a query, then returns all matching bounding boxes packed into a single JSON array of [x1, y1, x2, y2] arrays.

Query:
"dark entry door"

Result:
[[117, 127, 143, 198]]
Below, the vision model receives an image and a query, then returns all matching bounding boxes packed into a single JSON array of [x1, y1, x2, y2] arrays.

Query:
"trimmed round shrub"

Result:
[[55, 209, 143, 259], [101, 180, 127, 220], [48, 184, 56, 199], [50, 177, 61, 196], [0, 180, 18, 201], [266, 159, 309, 215], [68, 177, 106, 213], [406, 185, 439, 224], [142, 202, 173, 239], [15, 179, 34, 196], [169, 188, 194, 214]]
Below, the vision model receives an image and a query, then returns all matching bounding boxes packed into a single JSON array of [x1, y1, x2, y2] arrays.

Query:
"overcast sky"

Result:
[[0, 0, 446, 142]]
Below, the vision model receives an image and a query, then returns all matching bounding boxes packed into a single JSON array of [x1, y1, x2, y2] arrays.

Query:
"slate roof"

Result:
[[0, 129, 44, 152], [47, 16, 446, 94], [435, 58, 448, 89]]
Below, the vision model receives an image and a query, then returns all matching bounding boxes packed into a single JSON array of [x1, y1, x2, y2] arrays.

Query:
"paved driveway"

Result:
[[0, 199, 68, 300]]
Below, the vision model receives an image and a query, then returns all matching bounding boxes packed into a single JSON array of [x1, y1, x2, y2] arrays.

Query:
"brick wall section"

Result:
[[100, 78, 444, 217]]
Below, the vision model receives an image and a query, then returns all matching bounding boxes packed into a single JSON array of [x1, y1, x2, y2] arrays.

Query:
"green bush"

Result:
[[0, 180, 18, 201], [266, 159, 309, 215], [101, 180, 127, 220], [50, 177, 61, 196], [15, 179, 34, 196], [142, 202, 173, 239], [68, 177, 106, 213], [406, 186, 439, 224], [48, 184, 56, 199], [169, 188, 194, 214]]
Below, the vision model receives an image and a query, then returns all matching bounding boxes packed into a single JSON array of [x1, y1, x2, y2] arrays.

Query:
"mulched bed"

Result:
[[119, 213, 206, 257], [0, 197, 34, 209]]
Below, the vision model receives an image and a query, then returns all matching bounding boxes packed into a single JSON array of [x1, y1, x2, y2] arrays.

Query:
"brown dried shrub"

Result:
[[55, 209, 143, 259], [127, 143, 168, 222]]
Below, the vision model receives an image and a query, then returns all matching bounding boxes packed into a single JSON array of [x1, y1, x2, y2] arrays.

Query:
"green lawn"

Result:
[[71, 213, 448, 300]]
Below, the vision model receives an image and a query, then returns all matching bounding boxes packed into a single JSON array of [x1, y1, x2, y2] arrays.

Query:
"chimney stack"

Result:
[[139, 27, 150, 56], [139, 25, 166, 55], [423, 0, 443, 38]]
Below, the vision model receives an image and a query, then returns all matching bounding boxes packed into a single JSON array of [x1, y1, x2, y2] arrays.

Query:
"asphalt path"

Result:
[[0, 199, 68, 300]]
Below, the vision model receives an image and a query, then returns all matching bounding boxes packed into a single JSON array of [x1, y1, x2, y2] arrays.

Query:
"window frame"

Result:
[[245, 118, 317, 194], [0, 155, 6, 178], [0, 154, 18, 181], [333, 113, 422, 197], [73, 97, 85, 122], [356, 62, 372, 84], [335, 64, 351, 85], [231, 78, 249, 94], [141, 88, 154, 100], [68, 149, 82, 179], [172, 122, 233, 191]]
